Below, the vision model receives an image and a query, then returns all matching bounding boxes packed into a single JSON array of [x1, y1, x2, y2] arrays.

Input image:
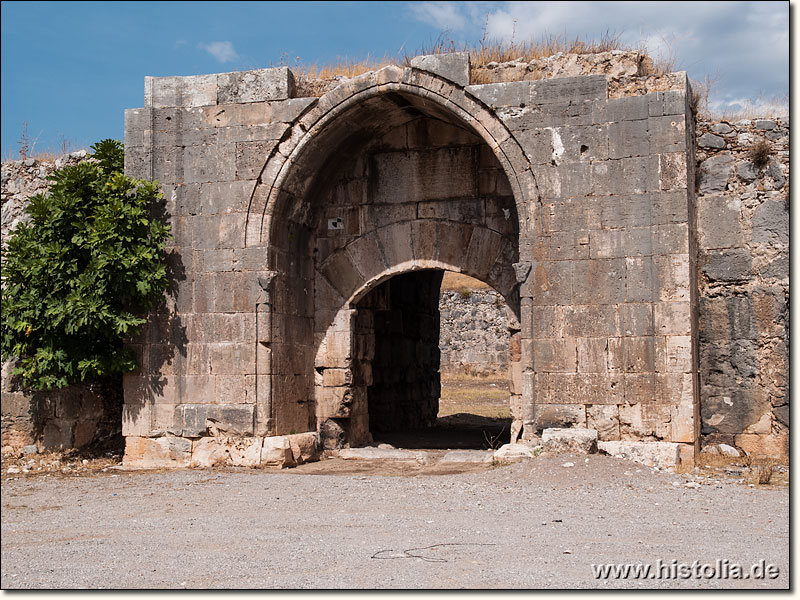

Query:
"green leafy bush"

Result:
[[1, 139, 171, 390]]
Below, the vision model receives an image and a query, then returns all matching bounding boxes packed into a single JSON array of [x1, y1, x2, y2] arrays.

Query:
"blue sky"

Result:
[[1, 1, 790, 158]]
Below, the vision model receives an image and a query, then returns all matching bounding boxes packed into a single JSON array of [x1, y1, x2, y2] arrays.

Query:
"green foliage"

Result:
[[1, 139, 171, 390]]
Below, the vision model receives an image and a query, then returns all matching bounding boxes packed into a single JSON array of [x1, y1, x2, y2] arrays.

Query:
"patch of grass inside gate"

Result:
[[438, 373, 511, 420]]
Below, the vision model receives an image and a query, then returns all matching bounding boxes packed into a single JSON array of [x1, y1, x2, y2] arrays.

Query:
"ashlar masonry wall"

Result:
[[120, 52, 700, 468]]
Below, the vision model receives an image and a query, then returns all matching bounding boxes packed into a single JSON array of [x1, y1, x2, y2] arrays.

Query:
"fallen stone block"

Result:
[[598, 441, 681, 468], [228, 437, 263, 467], [493, 443, 538, 462], [260, 435, 294, 468], [123, 435, 192, 468], [287, 432, 320, 465], [439, 450, 494, 464], [338, 447, 429, 463], [190, 436, 228, 468], [701, 443, 741, 457], [542, 428, 598, 454]]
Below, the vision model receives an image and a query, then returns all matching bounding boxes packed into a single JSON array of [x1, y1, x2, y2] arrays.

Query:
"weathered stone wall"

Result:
[[695, 117, 789, 457], [1, 152, 122, 454], [439, 289, 509, 376]]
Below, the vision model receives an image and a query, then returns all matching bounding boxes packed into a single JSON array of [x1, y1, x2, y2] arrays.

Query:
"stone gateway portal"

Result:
[[122, 52, 703, 468]]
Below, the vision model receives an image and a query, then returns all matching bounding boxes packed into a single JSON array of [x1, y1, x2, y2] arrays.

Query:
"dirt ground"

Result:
[[0, 375, 789, 589], [1, 453, 788, 590]]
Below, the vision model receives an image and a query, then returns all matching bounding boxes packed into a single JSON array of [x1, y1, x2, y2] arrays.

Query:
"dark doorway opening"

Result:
[[353, 269, 511, 450]]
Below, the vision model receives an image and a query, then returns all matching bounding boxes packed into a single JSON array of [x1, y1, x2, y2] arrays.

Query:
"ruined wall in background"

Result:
[[694, 117, 789, 457], [439, 289, 509, 376]]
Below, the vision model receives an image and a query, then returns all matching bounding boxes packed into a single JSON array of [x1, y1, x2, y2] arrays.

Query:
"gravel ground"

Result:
[[1, 453, 788, 589]]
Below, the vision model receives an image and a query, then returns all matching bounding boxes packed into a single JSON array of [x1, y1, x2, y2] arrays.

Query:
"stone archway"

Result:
[[248, 69, 531, 447], [121, 55, 701, 468]]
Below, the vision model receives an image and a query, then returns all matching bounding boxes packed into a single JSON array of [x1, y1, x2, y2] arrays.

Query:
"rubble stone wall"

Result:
[[694, 117, 789, 457], [439, 289, 509, 376], [1, 153, 122, 454]]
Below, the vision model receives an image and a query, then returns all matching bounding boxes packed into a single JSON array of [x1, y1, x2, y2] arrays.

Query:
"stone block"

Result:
[[228, 436, 263, 467], [466, 81, 532, 107], [533, 339, 577, 373], [733, 433, 788, 458], [321, 251, 365, 300], [602, 96, 650, 122], [531, 261, 572, 306], [338, 447, 428, 462], [346, 233, 386, 283], [145, 74, 217, 108], [697, 195, 743, 249], [533, 404, 586, 431], [577, 338, 607, 373], [751, 199, 789, 245], [698, 132, 725, 149], [440, 450, 494, 464], [270, 97, 317, 122], [42, 419, 75, 450], [598, 440, 680, 468], [190, 436, 228, 467], [260, 435, 294, 467], [649, 115, 687, 153], [410, 52, 469, 87], [586, 405, 620, 440], [654, 301, 691, 336], [573, 259, 625, 305], [560, 304, 619, 338], [651, 190, 689, 225], [493, 443, 537, 462], [590, 227, 651, 259], [574, 373, 623, 404], [671, 404, 695, 443], [217, 67, 295, 103], [654, 254, 689, 302], [702, 249, 752, 282], [122, 403, 152, 437], [464, 226, 504, 278], [123, 435, 192, 468], [652, 223, 689, 254], [599, 195, 651, 230], [620, 303, 654, 336], [698, 154, 734, 193], [665, 336, 693, 373], [648, 90, 686, 117], [608, 119, 649, 158], [530, 75, 607, 105], [623, 337, 655, 373], [287, 432, 320, 465], [373, 146, 477, 204], [542, 427, 598, 453]]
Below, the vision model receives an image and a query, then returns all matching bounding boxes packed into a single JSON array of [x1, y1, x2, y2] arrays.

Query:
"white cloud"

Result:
[[199, 41, 239, 63], [407, 1, 788, 107], [410, 1, 468, 31]]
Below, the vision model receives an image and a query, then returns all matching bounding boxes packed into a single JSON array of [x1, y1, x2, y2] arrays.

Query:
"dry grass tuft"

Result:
[[749, 139, 773, 169], [290, 32, 663, 96], [468, 32, 625, 67]]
